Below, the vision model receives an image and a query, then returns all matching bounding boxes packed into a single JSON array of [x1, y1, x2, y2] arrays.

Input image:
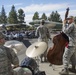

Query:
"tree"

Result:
[[40, 13, 47, 20], [32, 11, 39, 20], [0, 5, 7, 24], [18, 9, 25, 24], [8, 5, 18, 24], [48, 11, 62, 22]]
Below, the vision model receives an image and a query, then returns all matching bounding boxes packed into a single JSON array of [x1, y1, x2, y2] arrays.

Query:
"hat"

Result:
[[41, 19, 45, 23], [0, 32, 5, 39], [69, 16, 74, 19]]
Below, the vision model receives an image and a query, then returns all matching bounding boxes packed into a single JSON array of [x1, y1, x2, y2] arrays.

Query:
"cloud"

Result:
[[22, 3, 75, 23], [22, 3, 69, 13], [25, 14, 33, 23], [5, 2, 76, 23], [59, 9, 76, 20], [6, 3, 23, 8]]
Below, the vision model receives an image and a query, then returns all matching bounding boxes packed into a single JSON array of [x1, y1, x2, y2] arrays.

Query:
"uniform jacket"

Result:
[[0, 46, 19, 75]]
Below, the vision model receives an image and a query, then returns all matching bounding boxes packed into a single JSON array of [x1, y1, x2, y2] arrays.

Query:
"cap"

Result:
[[69, 16, 74, 19], [41, 19, 45, 24], [0, 32, 5, 39]]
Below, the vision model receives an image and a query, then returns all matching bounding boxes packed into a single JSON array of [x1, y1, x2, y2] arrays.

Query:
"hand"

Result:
[[12, 64, 19, 69], [63, 20, 67, 25]]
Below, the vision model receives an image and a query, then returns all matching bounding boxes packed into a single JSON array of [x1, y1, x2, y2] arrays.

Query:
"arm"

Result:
[[35, 27, 39, 37], [62, 20, 68, 32], [9, 48, 19, 67], [47, 28, 51, 39], [64, 23, 74, 34]]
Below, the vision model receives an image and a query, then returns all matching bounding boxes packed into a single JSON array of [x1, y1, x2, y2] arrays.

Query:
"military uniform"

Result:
[[60, 17, 76, 74], [63, 22, 76, 68], [35, 24, 50, 62], [0, 32, 19, 75]]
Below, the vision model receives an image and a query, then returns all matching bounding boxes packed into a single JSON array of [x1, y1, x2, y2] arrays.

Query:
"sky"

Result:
[[0, 0, 76, 23]]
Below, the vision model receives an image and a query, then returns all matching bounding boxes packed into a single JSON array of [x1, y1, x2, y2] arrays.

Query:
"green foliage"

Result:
[[32, 11, 39, 20], [48, 11, 62, 22], [18, 9, 25, 23], [40, 13, 47, 20], [29, 22, 35, 25], [8, 5, 18, 24], [0, 5, 7, 24]]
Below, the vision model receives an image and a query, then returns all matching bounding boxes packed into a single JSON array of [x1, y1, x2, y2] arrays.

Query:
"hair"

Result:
[[41, 19, 45, 25]]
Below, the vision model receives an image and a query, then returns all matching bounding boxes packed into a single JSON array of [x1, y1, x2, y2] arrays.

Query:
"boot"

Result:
[[59, 68, 69, 75], [69, 65, 76, 73], [44, 58, 47, 62]]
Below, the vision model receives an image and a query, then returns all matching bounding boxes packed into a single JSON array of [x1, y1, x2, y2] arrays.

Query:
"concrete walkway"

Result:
[[39, 62, 75, 75], [17, 33, 76, 75]]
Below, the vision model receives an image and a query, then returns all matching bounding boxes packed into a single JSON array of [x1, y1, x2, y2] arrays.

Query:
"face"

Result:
[[0, 38, 6, 45], [68, 18, 74, 24]]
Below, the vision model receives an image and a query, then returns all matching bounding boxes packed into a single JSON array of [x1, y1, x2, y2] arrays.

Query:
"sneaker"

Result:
[[69, 68, 76, 73], [59, 69, 69, 75]]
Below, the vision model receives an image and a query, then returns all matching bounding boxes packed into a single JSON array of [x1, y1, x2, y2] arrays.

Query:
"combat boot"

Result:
[[59, 68, 69, 75], [69, 68, 76, 73], [69, 65, 76, 73]]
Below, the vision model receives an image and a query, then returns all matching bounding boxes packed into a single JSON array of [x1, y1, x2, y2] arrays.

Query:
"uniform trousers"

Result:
[[63, 46, 76, 69]]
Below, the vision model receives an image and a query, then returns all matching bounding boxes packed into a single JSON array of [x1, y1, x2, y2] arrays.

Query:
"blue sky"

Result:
[[0, 0, 76, 23]]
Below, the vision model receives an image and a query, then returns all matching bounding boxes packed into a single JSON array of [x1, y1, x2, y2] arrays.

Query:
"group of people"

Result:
[[0, 15, 76, 75], [35, 16, 76, 75]]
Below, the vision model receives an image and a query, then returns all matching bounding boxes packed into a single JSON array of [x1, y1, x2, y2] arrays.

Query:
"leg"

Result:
[[40, 54, 44, 63], [44, 50, 47, 62], [59, 47, 74, 75], [69, 53, 76, 73]]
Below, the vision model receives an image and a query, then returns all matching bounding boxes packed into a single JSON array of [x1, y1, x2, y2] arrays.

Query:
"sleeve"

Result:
[[62, 20, 68, 32], [62, 24, 68, 32], [9, 48, 19, 65], [46, 28, 50, 39], [35, 27, 39, 37], [64, 24, 74, 34]]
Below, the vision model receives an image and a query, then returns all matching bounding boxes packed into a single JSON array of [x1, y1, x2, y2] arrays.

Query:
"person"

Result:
[[35, 19, 51, 62], [59, 16, 76, 75], [0, 32, 19, 75]]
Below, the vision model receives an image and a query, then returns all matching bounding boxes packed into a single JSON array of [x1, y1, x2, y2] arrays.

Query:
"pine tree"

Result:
[[32, 11, 39, 20], [18, 9, 25, 24], [8, 5, 18, 24], [41, 13, 47, 20], [0, 5, 7, 24]]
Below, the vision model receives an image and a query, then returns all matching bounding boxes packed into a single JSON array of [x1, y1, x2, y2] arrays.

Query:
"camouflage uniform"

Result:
[[35, 24, 50, 62], [0, 32, 19, 75], [62, 22, 76, 69]]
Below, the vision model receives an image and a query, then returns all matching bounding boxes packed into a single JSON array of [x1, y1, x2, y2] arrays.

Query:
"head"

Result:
[[41, 19, 45, 25], [0, 32, 6, 45], [68, 16, 74, 24]]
